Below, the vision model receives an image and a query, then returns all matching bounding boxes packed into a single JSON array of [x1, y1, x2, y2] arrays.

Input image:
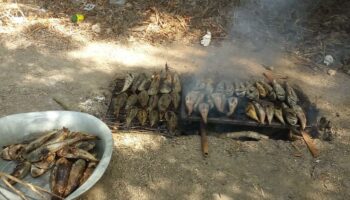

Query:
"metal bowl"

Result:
[[0, 111, 113, 200]]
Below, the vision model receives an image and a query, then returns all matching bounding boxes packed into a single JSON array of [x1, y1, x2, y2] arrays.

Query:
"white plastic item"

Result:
[[324, 55, 334, 66], [0, 111, 113, 200], [201, 31, 211, 47]]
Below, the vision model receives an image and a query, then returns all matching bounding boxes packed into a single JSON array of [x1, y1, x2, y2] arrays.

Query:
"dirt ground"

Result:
[[1, 1, 350, 200]]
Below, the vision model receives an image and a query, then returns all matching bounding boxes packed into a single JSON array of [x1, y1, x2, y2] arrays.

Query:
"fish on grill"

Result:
[[147, 95, 159, 111], [185, 91, 200, 116], [172, 73, 182, 93], [137, 109, 148, 126], [226, 97, 238, 117], [246, 102, 259, 122], [117, 73, 135, 94], [198, 103, 209, 124], [158, 94, 172, 119], [282, 103, 298, 126], [285, 82, 298, 106], [246, 84, 259, 100], [272, 80, 285, 101], [165, 111, 178, 134], [215, 80, 226, 93], [148, 72, 161, 95], [159, 69, 172, 94], [138, 76, 151, 91], [149, 110, 159, 127], [170, 91, 181, 110], [261, 101, 274, 124], [274, 105, 285, 125], [255, 82, 267, 98], [126, 107, 138, 128], [211, 93, 226, 113], [252, 101, 266, 124], [125, 94, 138, 110], [193, 92, 205, 112], [292, 104, 307, 130], [234, 82, 246, 97], [137, 90, 149, 108], [114, 93, 128, 118], [224, 80, 235, 97], [259, 80, 275, 101], [131, 73, 147, 93]]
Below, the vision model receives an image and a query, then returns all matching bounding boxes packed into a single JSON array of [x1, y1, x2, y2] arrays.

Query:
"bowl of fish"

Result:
[[0, 111, 113, 200]]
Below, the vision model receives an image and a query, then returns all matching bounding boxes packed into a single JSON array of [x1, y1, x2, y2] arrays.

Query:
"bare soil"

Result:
[[0, 1, 350, 200]]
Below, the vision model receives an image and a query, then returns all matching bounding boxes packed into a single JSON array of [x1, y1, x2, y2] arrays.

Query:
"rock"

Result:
[[324, 55, 334, 66], [125, 2, 132, 8], [327, 69, 336, 76], [109, 0, 125, 5], [92, 23, 101, 33]]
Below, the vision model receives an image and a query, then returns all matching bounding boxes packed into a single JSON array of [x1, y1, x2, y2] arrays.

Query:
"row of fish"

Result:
[[0, 128, 99, 199], [114, 66, 182, 133], [185, 78, 307, 129], [116, 65, 182, 96], [245, 101, 307, 129]]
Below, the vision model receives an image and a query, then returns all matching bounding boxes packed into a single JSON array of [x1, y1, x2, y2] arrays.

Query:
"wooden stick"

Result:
[[301, 131, 319, 158], [1, 177, 28, 200], [200, 120, 208, 156]]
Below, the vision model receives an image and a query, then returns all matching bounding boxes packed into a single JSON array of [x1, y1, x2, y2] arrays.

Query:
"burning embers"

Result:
[[184, 77, 307, 130], [110, 64, 182, 134]]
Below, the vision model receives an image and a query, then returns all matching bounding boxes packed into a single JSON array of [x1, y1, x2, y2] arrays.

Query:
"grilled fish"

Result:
[[45, 128, 69, 145], [117, 73, 135, 94], [126, 107, 138, 128], [160, 69, 172, 94], [50, 164, 58, 193], [170, 91, 181, 110], [138, 90, 149, 108], [148, 72, 161, 95], [79, 162, 97, 186], [205, 79, 214, 94], [282, 103, 298, 126], [137, 109, 148, 126], [246, 84, 259, 100], [198, 103, 209, 124], [131, 73, 147, 93], [172, 73, 182, 93], [224, 81, 235, 97], [64, 159, 87, 197], [72, 141, 95, 152], [226, 97, 238, 117], [158, 94, 172, 112], [185, 91, 200, 115], [292, 104, 307, 130], [211, 93, 226, 113], [114, 93, 128, 118], [193, 79, 206, 91], [165, 111, 178, 134], [272, 80, 285, 101], [149, 110, 159, 127], [285, 82, 298, 106], [1, 144, 25, 161], [194, 92, 205, 112], [53, 158, 72, 198], [138, 76, 151, 91], [255, 82, 267, 98], [147, 95, 159, 111], [8, 161, 31, 185], [31, 153, 56, 178], [64, 148, 99, 162], [26, 135, 93, 163], [252, 101, 266, 124], [24, 130, 58, 153], [215, 80, 226, 93], [235, 82, 246, 97], [274, 106, 285, 125], [246, 102, 259, 122], [125, 94, 138, 110], [262, 101, 274, 124]]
